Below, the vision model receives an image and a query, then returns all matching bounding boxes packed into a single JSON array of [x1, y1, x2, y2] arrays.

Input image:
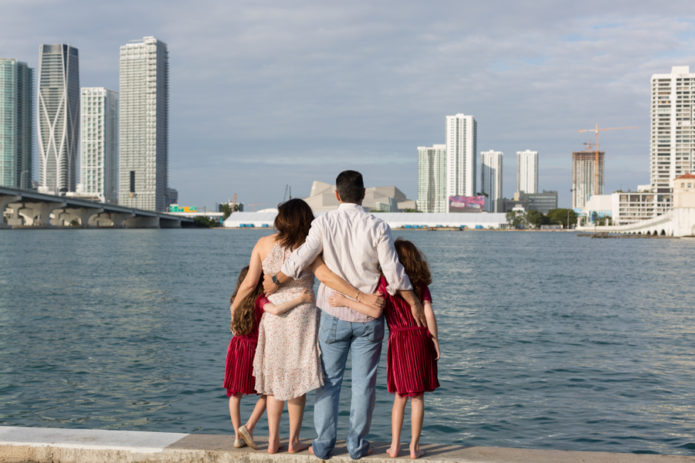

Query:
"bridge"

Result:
[[0, 186, 195, 229]]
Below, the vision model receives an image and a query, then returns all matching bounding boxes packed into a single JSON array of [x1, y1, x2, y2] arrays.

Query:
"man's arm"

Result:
[[264, 219, 324, 294], [375, 224, 412, 295], [375, 224, 426, 326], [398, 289, 426, 327]]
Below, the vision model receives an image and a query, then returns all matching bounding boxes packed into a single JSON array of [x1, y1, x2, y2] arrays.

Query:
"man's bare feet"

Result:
[[288, 440, 309, 453], [308, 446, 315, 456], [409, 445, 424, 459], [386, 444, 399, 458]]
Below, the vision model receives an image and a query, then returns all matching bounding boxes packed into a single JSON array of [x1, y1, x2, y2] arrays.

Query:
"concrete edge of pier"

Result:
[[1, 426, 693, 463]]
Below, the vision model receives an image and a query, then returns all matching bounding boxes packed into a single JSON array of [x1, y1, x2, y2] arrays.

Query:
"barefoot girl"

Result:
[[329, 238, 439, 459], [225, 266, 314, 449]]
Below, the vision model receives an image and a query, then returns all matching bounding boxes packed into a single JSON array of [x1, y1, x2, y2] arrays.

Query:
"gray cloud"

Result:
[[2, 0, 694, 208]]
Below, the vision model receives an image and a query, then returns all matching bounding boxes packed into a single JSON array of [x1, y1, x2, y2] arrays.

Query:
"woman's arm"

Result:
[[328, 291, 383, 318], [263, 289, 314, 316], [229, 240, 264, 322], [310, 257, 384, 311], [424, 300, 440, 360]]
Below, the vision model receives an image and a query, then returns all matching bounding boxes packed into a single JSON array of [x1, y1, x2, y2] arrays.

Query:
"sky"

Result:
[[2, 1, 695, 210]]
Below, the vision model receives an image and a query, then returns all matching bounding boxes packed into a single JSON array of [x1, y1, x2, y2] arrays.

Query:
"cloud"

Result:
[[2, 1, 695, 207]]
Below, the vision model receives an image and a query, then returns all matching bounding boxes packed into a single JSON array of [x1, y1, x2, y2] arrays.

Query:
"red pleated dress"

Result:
[[223, 294, 267, 396], [378, 277, 439, 397]]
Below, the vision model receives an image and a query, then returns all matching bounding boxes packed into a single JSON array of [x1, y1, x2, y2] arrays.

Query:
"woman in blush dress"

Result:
[[229, 198, 382, 454]]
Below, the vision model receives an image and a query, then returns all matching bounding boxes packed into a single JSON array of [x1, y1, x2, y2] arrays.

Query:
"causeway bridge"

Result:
[[0, 186, 195, 229]]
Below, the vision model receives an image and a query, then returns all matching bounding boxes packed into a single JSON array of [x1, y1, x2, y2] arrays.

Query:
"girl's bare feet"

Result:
[[288, 440, 309, 453], [409, 444, 424, 459], [386, 444, 400, 458]]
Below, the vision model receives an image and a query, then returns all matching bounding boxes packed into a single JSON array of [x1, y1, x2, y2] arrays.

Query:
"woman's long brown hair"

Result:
[[230, 266, 264, 335], [274, 198, 315, 250], [394, 239, 432, 300]]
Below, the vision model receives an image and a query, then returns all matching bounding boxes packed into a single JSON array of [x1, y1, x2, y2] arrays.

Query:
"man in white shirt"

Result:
[[265, 170, 425, 460]]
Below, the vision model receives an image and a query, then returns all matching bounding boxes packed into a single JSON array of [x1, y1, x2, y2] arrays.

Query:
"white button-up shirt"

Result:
[[281, 202, 412, 322]]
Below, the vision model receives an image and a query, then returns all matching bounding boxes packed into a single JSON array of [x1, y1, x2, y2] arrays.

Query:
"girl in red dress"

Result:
[[329, 239, 439, 459], [225, 266, 313, 449]]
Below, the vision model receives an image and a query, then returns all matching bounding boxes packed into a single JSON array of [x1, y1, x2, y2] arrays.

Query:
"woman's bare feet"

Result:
[[386, 444, 400, 458], [288, 439, 309, 453], [409, 444, 424, 459], [267, 435, 281, 454]]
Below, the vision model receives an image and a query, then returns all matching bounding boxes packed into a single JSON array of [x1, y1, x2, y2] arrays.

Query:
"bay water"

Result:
[[0, 229, 693, 455]]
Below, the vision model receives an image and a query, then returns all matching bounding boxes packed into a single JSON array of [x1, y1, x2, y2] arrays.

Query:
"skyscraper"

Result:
[[119, 36, 169, 211], [417, 144, 447, 213], [650, 66, 695, 199], [0, 59, 33, 189], [481, 150, 503, 212], [446, 113, 477, 200], [81, 87, 118, 203], [516, 149, 538, 194], [37, 44, 80, 194], [571, 150, 604, 209]]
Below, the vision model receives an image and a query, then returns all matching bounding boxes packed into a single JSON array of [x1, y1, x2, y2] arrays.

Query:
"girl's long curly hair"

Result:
[[230, 266, 264, 336], [394, 238, 432, 300]]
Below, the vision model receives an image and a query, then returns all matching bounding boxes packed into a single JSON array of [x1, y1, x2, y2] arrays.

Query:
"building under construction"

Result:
[[571, 150, 604, 210]]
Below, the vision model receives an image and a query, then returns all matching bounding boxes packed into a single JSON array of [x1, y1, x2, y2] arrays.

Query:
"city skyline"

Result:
[[2, 2, 695, 208]]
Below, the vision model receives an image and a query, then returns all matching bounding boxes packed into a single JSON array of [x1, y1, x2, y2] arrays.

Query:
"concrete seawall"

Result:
[[1, 426, 693, 463]]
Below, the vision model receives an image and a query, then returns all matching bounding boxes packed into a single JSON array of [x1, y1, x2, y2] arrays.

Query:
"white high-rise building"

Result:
[[0, 58, 33, 189], [481, 150, 503, 212], [81, 88, 118, 203], [516, 149, 538, 194], [445, 114, 477, 202], [119, 36, 169, 211], [37, 44, 80, 194], [650, 66, 695, 202], [417, 144, 447, 213]]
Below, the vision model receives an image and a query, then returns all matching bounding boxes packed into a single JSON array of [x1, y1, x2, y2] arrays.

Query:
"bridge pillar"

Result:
[[18, 202, 66, 227], [0, 195, 20, 228]]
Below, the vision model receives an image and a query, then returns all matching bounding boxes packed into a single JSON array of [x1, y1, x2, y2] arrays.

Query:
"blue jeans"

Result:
[[312, 310, 384, 460]]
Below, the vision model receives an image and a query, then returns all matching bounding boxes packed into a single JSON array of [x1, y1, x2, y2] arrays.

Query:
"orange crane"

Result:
[[578, 123, 637, 195]]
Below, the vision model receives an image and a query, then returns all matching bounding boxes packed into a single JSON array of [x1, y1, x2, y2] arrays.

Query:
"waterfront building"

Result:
[[650, 66, 695, 212], [0, 59, 33, 189], [417, 144, 447, 213], [481, 150, 503, 212], [571, 150, 604, 209], [505, 190, 558, 215], [119, 36, 169, 211], [516, 149, 538, 194], [37, 44, 80, 195], [80, 88, 118, 203], [303, 180, 416, 213], [446, 114, 477, 201]]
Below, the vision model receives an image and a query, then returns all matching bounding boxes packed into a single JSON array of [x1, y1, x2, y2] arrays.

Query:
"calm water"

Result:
[[0, 229, 694, 455]]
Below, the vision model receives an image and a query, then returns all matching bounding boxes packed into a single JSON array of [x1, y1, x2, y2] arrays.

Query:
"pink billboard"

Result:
[[448, 195, 485, 213]]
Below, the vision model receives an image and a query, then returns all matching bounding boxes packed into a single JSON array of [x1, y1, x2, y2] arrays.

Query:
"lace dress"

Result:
[[252, 243, 323, 400]]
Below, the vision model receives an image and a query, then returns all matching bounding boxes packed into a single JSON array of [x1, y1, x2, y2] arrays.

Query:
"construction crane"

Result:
[[578, 123, 637, 195]]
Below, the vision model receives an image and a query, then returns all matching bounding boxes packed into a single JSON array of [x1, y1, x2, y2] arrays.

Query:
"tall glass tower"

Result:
[[37, 44, 80, 194], [119, 36, 169, 211], [0, 58, 33, 189]]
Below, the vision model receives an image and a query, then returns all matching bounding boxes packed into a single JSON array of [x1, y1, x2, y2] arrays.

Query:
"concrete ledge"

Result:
[[1, 426, 693, 463]]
